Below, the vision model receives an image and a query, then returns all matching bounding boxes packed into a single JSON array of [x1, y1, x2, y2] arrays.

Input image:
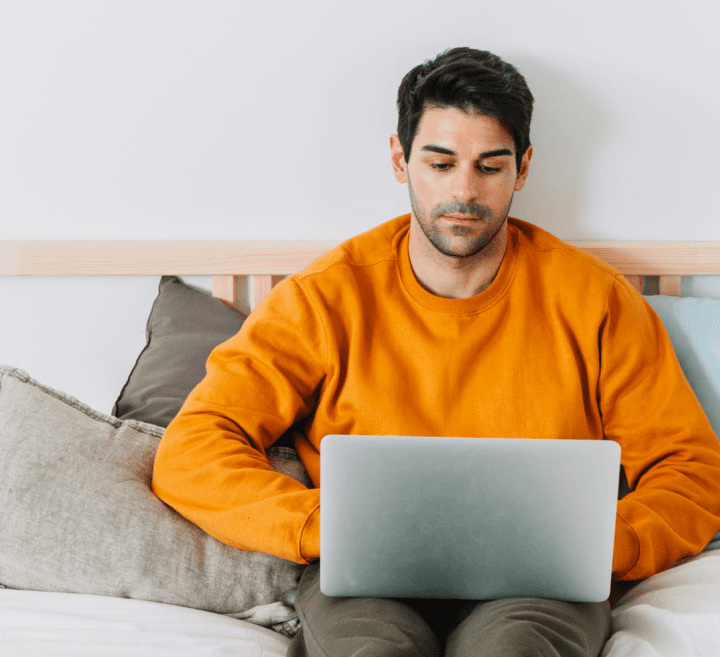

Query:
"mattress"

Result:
[[0, 588, 291, 656]]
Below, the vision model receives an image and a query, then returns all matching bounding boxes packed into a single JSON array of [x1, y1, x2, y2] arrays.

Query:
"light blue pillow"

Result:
[[644, 295, 720, 440], [643, 295, 720, 552]]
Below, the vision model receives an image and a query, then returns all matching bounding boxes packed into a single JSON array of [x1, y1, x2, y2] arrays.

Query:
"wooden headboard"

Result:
[[2, 240, 720, 310]]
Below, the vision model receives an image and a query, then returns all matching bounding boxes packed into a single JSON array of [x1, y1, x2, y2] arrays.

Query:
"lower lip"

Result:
[[442, 215, 479, 224]]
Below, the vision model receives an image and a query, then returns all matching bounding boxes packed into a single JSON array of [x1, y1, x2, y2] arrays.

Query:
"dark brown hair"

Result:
[[396, 47, 534, 171]]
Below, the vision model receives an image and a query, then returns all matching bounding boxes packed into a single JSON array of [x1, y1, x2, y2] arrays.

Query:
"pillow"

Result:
[[644, 295, 720, 439], [113, 275, 247, 428], [643, 295, 720, 552], [606, 550, 720, 655], [0, 366, 304, 638], [112, 275, 305, 476]]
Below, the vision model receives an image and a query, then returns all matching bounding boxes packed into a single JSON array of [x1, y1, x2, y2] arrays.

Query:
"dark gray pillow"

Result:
[[0, 366, 303, 637], [113, 275, 307, 477], [113, 276, 247, 428]]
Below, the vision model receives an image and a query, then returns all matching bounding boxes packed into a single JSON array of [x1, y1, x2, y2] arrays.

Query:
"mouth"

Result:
[[441, 214, 482, 224]]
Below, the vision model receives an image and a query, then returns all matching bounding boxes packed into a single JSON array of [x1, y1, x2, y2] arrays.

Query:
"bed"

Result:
[[1, 238, 720, 656]]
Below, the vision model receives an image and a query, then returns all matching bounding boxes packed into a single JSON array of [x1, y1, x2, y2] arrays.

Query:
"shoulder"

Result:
[[509, 217, 620, 279], [294, 214, 410, 283], [507, 218, 641, 319]]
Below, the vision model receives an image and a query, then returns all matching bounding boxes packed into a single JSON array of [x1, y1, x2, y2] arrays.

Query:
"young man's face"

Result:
[[391, 106, 531, 259]]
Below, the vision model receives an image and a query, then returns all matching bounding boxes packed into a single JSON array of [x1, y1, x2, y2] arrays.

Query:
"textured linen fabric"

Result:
[[0, 366, 304, 637], [153, 214, 720, 584]]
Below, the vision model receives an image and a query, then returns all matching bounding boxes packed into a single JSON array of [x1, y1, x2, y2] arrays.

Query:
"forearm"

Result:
[[611, 439, 720, 580], [153, 407, 321, 563]]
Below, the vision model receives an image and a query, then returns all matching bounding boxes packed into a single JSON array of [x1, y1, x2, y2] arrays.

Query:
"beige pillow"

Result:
[[0, 366, 304, 638]]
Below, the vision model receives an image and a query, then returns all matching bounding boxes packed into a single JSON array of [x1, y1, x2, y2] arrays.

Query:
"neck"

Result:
[[407, 219, 508, 299]]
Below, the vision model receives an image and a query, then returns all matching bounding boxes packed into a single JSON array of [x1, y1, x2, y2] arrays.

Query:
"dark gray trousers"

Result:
[[287, 563, 611, 657]]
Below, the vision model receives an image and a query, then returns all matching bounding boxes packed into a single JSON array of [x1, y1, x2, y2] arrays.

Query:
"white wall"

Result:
[[1, 0, 719, 411]]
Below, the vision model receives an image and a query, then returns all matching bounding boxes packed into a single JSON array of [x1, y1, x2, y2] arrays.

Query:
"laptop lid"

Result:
[[320, 435, 620, 602]]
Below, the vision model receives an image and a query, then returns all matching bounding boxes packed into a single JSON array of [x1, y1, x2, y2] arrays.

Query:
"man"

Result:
[[153, 48, 720, 656]]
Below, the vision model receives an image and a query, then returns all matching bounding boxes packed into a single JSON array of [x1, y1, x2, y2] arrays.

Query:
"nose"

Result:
[[452, 163, 480, 203]]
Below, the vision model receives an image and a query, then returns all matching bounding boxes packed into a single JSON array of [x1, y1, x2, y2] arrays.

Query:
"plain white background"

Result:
[[1, 0, 719, 410]]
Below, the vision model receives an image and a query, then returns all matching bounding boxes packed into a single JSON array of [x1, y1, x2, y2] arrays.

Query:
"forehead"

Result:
[[413, 106, 515, 155]]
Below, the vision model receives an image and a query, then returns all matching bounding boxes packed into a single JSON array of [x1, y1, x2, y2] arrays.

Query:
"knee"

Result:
[[301, 597, 442, 657], [344, 599, 442, 657], [447, 599, 610, 657], [482, 620, 568, 657]]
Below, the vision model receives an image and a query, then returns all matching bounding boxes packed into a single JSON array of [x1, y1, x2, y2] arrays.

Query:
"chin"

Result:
[[430, 235, 494, 258]]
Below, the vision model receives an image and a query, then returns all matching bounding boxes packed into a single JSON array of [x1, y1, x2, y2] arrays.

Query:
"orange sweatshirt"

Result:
[[152, 214, 720, 582]]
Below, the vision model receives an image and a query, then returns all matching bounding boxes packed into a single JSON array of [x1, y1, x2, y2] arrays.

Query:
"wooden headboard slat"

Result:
[[250, 275, 273, 309], [569, 242, 720, 275], [624, 275, 643, 294], [211, 275, 237, 308], [658, 275, 682, 297], [2, 240, 720, 277], [0, 241, 339, 276]]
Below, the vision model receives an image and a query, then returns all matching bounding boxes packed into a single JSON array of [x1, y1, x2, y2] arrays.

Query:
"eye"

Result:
[[429, 162, 502, 173]]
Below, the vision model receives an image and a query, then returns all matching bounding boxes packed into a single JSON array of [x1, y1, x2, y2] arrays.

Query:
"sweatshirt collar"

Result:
[[395, 215, 520, 314]]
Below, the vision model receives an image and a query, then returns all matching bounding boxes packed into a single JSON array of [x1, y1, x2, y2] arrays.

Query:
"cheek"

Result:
[[487, 177, 517, 204], [410, 175, 438, 204]]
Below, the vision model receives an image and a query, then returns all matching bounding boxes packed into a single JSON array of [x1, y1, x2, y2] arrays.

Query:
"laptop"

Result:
[[320, 435, 620, 602]]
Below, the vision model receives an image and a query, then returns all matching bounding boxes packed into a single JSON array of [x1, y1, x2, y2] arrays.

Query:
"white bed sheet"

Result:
[[0, 589, 291, 656], [603, 550, 720, 656], [2, 551, 719, 657]]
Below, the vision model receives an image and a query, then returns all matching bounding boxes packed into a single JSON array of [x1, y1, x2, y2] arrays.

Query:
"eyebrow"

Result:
[[420, 145, 513, 159]]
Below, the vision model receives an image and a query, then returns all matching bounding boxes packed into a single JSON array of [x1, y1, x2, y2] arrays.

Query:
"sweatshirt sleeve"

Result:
[[152, 276, 325, 564], [600, 275, 720, 580]]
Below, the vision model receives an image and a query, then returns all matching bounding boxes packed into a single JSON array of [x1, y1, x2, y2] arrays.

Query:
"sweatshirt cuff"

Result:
[[612, 511, 640, 579], [299, 504, 320, 564]]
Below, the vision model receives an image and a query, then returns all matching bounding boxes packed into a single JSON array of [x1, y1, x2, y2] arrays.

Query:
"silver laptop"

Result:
[[320, 435, 620, 602]]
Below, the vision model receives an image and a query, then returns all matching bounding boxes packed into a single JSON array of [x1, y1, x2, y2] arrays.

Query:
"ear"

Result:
[[514, 145, 533, 191], [390, 135, 408, 184]]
